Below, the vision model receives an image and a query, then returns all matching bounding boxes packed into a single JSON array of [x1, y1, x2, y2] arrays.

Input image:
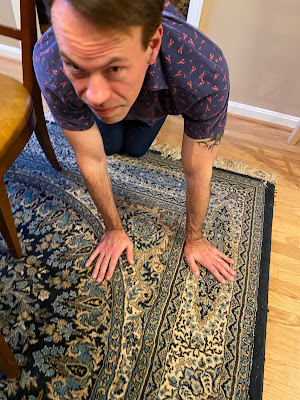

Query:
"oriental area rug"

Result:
[[0, 123, 275, 400]]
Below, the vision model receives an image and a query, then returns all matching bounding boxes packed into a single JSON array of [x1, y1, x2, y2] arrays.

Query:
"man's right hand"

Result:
[[85, 229, 134, 283], [62, 123, 134, 283]]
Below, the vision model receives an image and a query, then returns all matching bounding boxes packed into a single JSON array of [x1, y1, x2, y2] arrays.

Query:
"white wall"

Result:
[[11, 0, 21, 29], [0, 0, 20, 48]]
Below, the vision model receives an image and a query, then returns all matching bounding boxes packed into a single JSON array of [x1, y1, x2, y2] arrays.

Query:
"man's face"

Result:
[[51, 0, 162, 124]]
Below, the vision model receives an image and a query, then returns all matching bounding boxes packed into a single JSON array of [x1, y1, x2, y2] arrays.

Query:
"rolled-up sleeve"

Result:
[[183, 90, 229, 140]]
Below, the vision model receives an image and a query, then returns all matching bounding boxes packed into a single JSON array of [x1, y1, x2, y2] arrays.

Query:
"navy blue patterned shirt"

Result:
[[33, 1, 229, 140]]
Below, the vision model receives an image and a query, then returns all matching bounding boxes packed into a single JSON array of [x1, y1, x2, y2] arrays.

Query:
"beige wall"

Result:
[[200, 0, 300, 116], [0, 0, 19, 48]]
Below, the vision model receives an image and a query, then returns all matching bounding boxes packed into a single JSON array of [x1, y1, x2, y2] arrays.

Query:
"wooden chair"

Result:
[[287, 120, 300, 145], [0, 0, 61, 260], [0, 331, 20, 379], [0, 0, 61, 379]]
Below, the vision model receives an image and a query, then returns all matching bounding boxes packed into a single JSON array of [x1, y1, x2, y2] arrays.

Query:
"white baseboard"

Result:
[[0, 43, 21, 61], [228, 101, 298, 129], [0, 44, 298, 128]]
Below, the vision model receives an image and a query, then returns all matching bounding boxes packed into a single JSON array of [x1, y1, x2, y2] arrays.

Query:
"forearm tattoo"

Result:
[[196, 130, 224, 151]]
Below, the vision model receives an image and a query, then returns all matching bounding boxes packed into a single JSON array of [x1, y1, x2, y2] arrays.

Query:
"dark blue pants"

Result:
[[95, 116, 167, 157]]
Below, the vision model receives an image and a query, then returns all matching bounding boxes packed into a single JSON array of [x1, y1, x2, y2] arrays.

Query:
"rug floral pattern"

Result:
[[0, 124, 267, 399]]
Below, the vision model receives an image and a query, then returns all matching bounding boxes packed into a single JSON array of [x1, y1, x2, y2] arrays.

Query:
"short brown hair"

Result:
[[46, 0, 165, 49]]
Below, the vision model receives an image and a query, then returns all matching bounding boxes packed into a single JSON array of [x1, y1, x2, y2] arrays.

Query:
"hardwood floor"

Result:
[[1, 56, 300, 399]]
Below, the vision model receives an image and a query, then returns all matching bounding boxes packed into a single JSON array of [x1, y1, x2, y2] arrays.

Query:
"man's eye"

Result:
[[63, 61, 80, 71], [68, 63, 80, 71], [64, 62, 87, 78], [109, 66, 122, 73]]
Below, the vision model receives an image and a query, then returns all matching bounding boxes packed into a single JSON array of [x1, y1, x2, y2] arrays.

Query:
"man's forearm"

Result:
[[61, 124, 133, 282], [78, 156, 123, 231], [185, 171, 212, 242], [181, 132, 236, 283], [181, 132, 221, 242]]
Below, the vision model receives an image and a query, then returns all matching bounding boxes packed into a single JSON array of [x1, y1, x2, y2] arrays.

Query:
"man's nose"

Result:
[[85, 74, 111, 106]]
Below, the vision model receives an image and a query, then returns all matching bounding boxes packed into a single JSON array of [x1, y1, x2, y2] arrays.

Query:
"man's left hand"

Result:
[[184, 237, 236, 284]]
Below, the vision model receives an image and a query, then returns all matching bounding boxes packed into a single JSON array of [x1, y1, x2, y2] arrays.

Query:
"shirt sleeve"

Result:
[[183, 90, 229, 140], [40, 84, 95, 131], [161, 3, 230, 140], [33, 29, 95, 131]]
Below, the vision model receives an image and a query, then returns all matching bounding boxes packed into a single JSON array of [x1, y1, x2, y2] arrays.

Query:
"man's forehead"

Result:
[[56, 30, 139, 69], [53, 13, 143, 57], [51, 0, 141, 39], [51, 0, 146, 70]]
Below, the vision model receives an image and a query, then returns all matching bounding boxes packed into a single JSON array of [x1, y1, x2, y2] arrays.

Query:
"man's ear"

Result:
[[147, 25, 163, 64]]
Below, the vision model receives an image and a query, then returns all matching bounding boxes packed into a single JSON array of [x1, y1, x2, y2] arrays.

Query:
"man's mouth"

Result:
[[92, 106, 118, 116]]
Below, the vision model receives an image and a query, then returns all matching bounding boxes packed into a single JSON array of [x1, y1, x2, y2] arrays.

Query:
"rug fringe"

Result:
[[150, 141, 277, 185]]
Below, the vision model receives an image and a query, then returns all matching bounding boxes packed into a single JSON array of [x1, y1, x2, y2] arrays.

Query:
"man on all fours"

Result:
[[34, 0, 236, 284]]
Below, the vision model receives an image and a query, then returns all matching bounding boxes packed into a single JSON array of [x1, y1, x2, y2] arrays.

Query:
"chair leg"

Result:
[[0, 178, 22, 259], [287, 120, 300, 145], [32, 77, 62, 171], [0, 331, 21, 380]]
